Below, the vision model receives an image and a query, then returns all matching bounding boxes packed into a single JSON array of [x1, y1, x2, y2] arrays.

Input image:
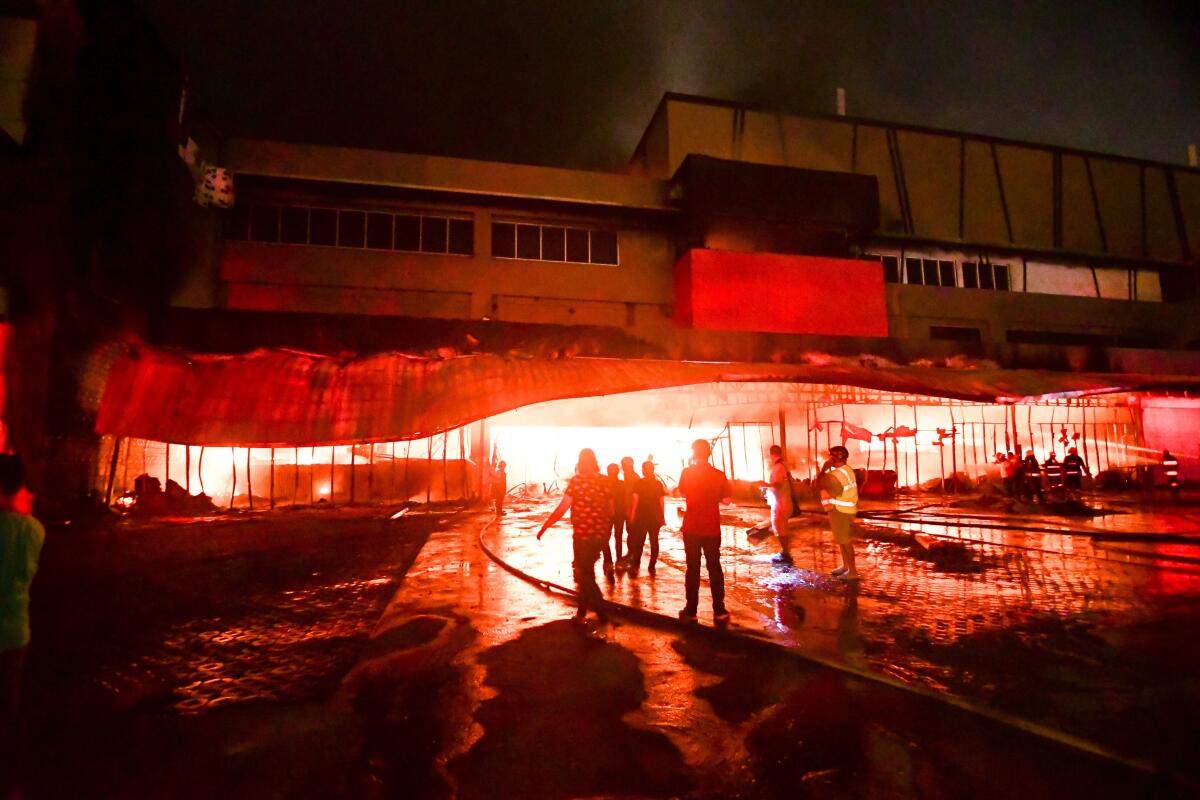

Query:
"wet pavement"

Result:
[[350, 504, 1194, 798], [19, 495, 1200, 797], [24, 507, 453, 798], [484, 493, 1200, 780]]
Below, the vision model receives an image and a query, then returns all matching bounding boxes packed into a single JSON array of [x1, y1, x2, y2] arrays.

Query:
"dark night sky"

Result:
[[138, 0, 1200, 171]]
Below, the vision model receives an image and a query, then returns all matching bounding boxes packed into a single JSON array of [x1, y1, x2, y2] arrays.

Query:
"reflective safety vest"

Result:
[[822, 464, 859, 514], [1163, 456, 1179, 481]]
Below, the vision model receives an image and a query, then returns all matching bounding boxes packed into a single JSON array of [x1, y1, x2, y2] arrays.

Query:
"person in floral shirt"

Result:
[[537, 448, 614, 626]]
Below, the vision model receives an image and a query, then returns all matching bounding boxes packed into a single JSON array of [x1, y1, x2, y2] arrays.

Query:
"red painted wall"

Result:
[[674, 249, 889, 337]]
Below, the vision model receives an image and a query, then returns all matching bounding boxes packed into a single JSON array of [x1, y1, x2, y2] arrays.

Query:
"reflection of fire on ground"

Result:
[[101, 380, 1184, 512]]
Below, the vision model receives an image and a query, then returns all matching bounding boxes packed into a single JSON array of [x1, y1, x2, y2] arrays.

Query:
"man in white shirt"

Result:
[[759, 445, 794, 564]]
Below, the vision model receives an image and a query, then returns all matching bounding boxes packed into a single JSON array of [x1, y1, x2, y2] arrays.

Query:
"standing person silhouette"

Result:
[[537, 449, 614, 627], [627, 461, 666, 577], [677, 439, 731, 625], [818, 446, 859, 581], [758, 444, 794, 564], [490, 460, 507, 515], [0, 455, 43, 795]]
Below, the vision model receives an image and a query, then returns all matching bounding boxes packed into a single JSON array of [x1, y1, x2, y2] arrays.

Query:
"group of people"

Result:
[[535, 440, 860, 628], [997, 447, 1089, 502], [535, 449, 677, 626]]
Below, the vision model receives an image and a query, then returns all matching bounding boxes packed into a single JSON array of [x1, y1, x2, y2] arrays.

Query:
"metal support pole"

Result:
[[269, 448, 275, 510], [442, 431, 449, 501], [913, 406, 921, 488], [104, 437, 122, 506], [247, 448, 253, 510]]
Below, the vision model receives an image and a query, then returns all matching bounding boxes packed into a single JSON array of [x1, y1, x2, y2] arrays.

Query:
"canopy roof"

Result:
[[96, 345, 1200, 447]]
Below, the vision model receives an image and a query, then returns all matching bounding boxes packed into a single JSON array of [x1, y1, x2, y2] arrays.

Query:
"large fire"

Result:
[[100, 381, 1166, 509]]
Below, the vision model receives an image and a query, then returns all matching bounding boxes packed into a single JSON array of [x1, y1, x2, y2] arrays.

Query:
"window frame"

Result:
[[492, 219, 620, 266]]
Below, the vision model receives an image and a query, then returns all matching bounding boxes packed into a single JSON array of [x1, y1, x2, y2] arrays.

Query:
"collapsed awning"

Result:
[[95, 345, 1200, 447]]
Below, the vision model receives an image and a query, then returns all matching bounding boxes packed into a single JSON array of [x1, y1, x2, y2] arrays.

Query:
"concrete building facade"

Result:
[[177, 93, 1200, 375]]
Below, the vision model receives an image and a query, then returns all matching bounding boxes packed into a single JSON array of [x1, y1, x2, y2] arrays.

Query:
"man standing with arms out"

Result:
[[537, 449, 613, 627], [759, 445, 794, 564], [818, 446, 859, 581], [1062, 447, 1089, 500], [678, 439, 731, 625], [627, 460, 666, 577], [0, 455, 43, 794]]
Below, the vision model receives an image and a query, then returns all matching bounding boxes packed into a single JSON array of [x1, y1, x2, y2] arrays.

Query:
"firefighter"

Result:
[[1043, 452, 1063, 499], [1062, 447, 1089, 499], [1162, 450, 1180, 497], [1021, 449, 1044, 504]]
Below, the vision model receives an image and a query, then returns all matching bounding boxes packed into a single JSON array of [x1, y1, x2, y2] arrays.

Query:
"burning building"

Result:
[[2, 6, 1199, 508]]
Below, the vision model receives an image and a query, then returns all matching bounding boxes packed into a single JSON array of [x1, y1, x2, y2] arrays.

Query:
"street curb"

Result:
[[478, 516, 1188, 787]]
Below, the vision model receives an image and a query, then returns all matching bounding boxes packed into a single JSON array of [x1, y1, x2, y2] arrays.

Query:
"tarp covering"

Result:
[[96, 345, 1200, 447]]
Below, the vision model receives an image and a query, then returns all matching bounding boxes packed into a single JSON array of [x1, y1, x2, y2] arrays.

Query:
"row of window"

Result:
[[224, 204, 621, 266], [867, 254, 1011, 291], [225, 204, 475, 255], [491, 222, 618, 265]]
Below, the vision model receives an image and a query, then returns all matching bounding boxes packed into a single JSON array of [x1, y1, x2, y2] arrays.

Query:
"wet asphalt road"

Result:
[[16, 495, 1200, 797]]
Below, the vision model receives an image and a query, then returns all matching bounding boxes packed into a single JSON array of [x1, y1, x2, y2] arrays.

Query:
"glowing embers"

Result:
[[486, 382, 1146, 495], [101, 431, 477, 510]]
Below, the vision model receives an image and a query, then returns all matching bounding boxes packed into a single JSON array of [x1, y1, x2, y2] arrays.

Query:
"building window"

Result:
[[863, 253, 902, 283], [961, 261, 979, 288], [492, 222, 515, 259], [938, 260, 955, 287], [448, 219, 474, 255], [421, 217, 448, 254], [881, 255, 900, 283], [922, 258, 940, 286], [395, 215, 421, 251], [516, 224, 541, 260], [337, 210, 366, 249], [222, 202, 473, 256], [309, 208, 337, 246], [993, 264, 1010, 290], [904, 257, 924, 285], [281, 206, 309, 244], [493, 221, 620, 266], [930, 325, 983, 342], [366, 213, 393, 250]]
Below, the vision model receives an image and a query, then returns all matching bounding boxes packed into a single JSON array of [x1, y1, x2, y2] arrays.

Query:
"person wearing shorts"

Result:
[[818, 446, 859, 580]]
